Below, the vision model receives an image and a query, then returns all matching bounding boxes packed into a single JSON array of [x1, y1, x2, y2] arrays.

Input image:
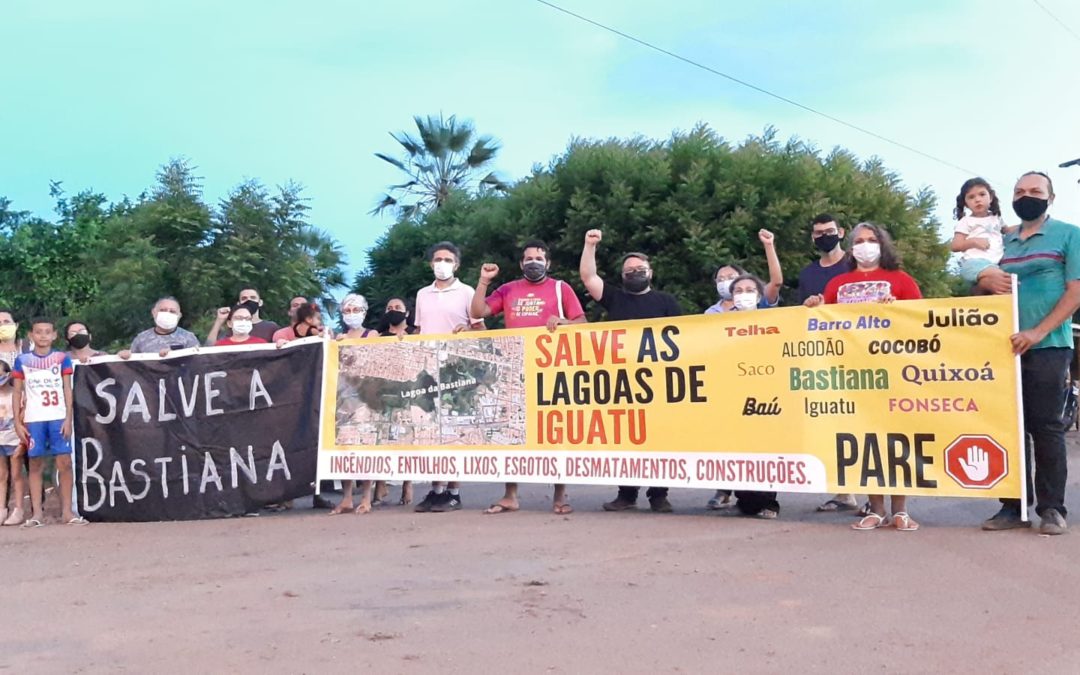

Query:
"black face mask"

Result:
[[385, 310, 407, 326], [814, 233, 841, 252], [67, 334, 91, 350], [623, 270, 651, 293], [1013, 196, 1049, 222], [240, 300, 260, 317], [522, 261, 547, 282]]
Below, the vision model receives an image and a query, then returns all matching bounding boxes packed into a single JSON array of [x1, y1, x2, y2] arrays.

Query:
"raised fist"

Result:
[[758, 229, 775, 246], [480, 263, 500, 282], [216, 306, 231, 319], [585, 229, 603, 246]]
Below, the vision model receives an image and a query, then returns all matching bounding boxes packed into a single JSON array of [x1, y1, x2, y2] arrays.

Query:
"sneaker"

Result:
[[2, 507, 24, 527], [311, 495, 334, 510], [981, 506, 1030, 531], [649, 496, 673, 513], [1039, 508, 1068, 536], [414, 490, 439, 513], [430, 492, 462, 513], [602, 495, 637, 512]]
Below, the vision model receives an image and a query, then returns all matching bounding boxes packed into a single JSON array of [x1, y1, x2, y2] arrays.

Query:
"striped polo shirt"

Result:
[[999, 217, 1080, 350]]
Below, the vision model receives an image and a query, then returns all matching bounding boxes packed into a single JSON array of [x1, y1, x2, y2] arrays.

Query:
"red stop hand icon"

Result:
[[944, 435, 1008, 489]]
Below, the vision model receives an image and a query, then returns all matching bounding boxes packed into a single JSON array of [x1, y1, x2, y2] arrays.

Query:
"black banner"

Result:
[[73, 342, 322, 521]]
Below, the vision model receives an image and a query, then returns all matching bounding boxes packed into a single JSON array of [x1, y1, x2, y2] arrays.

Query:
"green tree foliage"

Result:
[[372, 113, 508, 220], [353, 125, 953, 320], [0, 159, 346, 349]]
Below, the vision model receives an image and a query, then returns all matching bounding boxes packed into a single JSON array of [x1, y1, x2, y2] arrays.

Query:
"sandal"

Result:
[[483, 503, 519, 515], [553, 503, 574, 515], [66, 516, 89, 525], [851, 512, 888, 531], [892, 512, 920, 532], [706, 493, 733, 510], [856, 501, 873, 517], [817, 497, 857, 512], [756, 509, 779, 520], [21, 518, 44, 529]]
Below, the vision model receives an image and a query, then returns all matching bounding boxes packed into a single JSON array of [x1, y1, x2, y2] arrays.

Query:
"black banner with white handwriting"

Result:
[[73, 342, 322, 521]]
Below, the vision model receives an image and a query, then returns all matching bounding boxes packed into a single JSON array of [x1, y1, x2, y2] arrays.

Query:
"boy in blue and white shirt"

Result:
[[12, 318, 83, 527]]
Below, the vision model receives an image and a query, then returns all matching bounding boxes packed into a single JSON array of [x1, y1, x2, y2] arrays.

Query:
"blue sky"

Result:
[[3, 0, 1080, 289]]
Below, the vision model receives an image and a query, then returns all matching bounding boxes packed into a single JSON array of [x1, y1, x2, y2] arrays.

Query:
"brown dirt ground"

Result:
[[3, 437, 1080, 674]]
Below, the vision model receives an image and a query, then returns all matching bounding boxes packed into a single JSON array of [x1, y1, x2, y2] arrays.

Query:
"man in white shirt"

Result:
[[413, 241, 483, 513]]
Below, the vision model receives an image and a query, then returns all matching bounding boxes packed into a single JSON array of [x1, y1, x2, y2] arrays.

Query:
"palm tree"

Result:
[[372, 114, 508, 219]]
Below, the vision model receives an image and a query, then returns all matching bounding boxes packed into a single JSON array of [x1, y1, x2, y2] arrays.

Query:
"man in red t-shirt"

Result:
[[471, 239, 586, 514]]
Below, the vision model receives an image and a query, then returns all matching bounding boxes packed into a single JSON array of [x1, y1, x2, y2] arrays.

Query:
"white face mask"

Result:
[[231, 319, 253, 336], [716, 280, 735, 301], [154, 312, 180, 331], [433, 261, 456, 281], [733, 292, 758, 310], [852, 242, 881, 266], [342, 312, 366, 329]]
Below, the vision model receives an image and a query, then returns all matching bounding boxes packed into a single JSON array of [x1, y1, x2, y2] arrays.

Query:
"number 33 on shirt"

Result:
[[12, 351, 72, 422]]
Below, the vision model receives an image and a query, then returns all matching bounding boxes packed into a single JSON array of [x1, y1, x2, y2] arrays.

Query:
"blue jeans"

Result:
[[1001, 347, 1072, 518]]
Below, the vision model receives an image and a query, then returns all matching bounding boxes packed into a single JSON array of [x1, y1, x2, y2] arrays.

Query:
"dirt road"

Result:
[[3, 442, 1080, 673]]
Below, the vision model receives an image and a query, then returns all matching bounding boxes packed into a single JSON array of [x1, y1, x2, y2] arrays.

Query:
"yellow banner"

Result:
[[319, 294, 1022, 498]]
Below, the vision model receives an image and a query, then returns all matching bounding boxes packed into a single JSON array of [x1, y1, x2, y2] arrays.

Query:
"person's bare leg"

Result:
[[55, 454, 75, 522], [330, 480, 355, 514], [5, 450, 26, 524], [373, 481, 389, 503], [355, 480, 374, 514], [27, 457, 44, 522], [0, 457, 9, 519], [890, 495, 906, 515], [400, 480, 413, 505], [867, 494, 885, 516], [553, 483, 572, 514]]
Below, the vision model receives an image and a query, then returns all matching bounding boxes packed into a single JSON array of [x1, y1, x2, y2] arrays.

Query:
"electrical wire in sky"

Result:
[[533, 0, 985, 178]]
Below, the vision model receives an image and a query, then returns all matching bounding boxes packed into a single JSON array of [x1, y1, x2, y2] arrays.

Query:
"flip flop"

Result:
[[66, 516, 89, 525], [483, 503, 519, 514], [892, 512, 920, 532], [21, 518, 44, 529], [817, 498, 857, 512], [553, 503, 574, 515], [851, 513, 888, 531]]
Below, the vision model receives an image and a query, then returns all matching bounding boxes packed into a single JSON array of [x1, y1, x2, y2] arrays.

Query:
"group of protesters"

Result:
[[0, 170, 1076, 535]]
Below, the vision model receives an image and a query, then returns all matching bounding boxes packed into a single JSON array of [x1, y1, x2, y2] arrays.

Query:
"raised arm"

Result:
[[579, 229, 605, 302], [205, 306, 230, 345], [471, 263, 499, 320], [759, 229, 783, 304]]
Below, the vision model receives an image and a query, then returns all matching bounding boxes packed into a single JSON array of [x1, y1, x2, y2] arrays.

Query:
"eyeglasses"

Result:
[[342, 306, 366, 314], [812, 229, 839, 238]]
